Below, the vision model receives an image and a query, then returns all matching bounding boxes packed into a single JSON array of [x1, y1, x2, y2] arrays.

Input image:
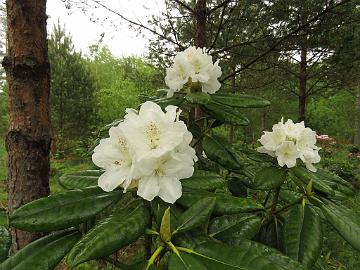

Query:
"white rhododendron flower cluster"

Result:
[[92, 101, 197, 203], [165, 46, 222, 97], [257, 118, 321, 172]]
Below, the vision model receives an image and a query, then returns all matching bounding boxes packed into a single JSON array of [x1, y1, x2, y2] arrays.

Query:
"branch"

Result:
[[90, 0, 185, 49], [210, 38, 265, 55], [207, 0, 228, 52], [174, 0, 194, 13], [220, 0, 352, 82], [208, 0, 232, 15]]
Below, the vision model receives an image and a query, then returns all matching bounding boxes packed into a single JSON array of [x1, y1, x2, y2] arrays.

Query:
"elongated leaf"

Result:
[[0, 230, 80, 270], [182, 170, 225, 190], [67, 204, 149, 267], [59, 170, 102, 189], [0, 227, 10, 262], [10, 187, 122, 232], [174, 198, 216, 235], [253, 166, 287, 190], [204, 102, 250, 126], [209, 213, 261, 243], [320, 199, 360, 251], [314, 169, 355, 197], [284, 205, 322, 268], [129, 261, 160, 270], [203, 135, 241, 170], [153, 96, 184, 108], [291, 167, 335, 195], [210, 93, 270, 108], [169, 253, 207, 270], [160, 208, 171, 242], [177, 188, 263, 215], [170, 240, 305, 270], [150, 199, 183, 230], [185, 92, 210, 104]]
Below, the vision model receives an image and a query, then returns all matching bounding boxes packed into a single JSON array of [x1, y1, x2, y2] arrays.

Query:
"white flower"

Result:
[[92, 101, 197, 203], [92, 127, 135, 192], [136, 145, 197, 203], [165, 46, 222, 97], [257, 118, 321, 171], [120, 101, 190, 159], [275, 141, 300, 168]]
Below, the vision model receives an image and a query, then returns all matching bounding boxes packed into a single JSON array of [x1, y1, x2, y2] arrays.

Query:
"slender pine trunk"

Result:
[[2, 0, 51, 251]]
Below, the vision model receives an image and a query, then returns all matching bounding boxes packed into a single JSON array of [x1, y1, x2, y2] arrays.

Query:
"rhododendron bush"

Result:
[[3, 47, 360, 270]]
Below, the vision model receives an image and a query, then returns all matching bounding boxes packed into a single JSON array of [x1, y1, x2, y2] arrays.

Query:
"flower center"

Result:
[[118, 136, 127, 151], [146, 122, 160, 149]]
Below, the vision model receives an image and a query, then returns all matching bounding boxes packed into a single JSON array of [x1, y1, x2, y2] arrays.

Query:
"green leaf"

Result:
[[182, 170, 225, 190], [253, 166, 287, 190], [129, 261, 161, 270], [177, 188, 263, 215], [67, 204, 149, 267], [160, 208, 172, 242], [59, 170, 102, 189], [290, 167, 335, 195], [10, 187, 122, 232], [314, 168, 355, 197], [0, 227, 10, 262], [202, 135, 241, 170], [210, 93, 271, 108], [208, 213, 261, 243], [169, 253, 207, 270], [171, 240, 305, 270], [204, 102, 250, 126], [284, 205, 323, 268], [150, 199, 183, 230], [153, 96, 184, 108], [320, 199, 360, 251], [173, 197, 216, 235], [185, 92, 211, 104], [0, 230, 80, 270]]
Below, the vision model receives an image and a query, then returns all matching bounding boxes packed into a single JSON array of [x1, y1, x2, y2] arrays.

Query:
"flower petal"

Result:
[[137, 175, 160, 201], [158, 177, 182, 203], [98, 170, 126, 192]]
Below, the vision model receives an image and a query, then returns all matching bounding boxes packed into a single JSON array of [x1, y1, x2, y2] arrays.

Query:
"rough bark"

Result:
[[2, 0, 51, 251], [298, 44, 307, 122], [193, 0, 207, 155], [354, 83, 360, 145]]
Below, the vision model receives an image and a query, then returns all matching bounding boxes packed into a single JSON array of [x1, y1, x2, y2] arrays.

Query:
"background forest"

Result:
[[0, 0, 360, 269]]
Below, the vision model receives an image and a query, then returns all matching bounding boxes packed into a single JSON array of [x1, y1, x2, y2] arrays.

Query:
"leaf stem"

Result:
[[144, 201, 153, 259], [146, 245, 165, 270]]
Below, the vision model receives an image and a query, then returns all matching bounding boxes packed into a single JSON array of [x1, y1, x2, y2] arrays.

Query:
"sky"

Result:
[[47, 0, 166, 57]]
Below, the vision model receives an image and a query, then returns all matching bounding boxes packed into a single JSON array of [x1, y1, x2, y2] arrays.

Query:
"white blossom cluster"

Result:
[[257, 118, 321, 172], [92, 101, 197, 203], [165, 46, 222, 97]]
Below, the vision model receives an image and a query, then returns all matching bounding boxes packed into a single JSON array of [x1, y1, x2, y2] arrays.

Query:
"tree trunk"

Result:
[[354, 82, 360, 145], [193, 0, 207, 155], [298, 44, 307, 122], [2, 0, 51, 252]]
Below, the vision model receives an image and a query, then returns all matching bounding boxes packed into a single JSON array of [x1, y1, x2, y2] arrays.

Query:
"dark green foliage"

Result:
[[0, 227, 10, 262], [284, 205, 323, 268], [49, 23, 98, 146], [9, 187, 122, 232], [67, 204, 149, 267], [0, 230, 80, 270]]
